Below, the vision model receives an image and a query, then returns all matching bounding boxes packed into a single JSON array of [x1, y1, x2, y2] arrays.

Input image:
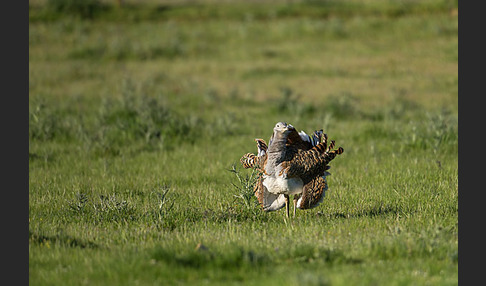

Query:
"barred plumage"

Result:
[[239, 139, 268, 170], [240, 153, 258, 169], [295, 175, 328, 210], [255, 138, 267, 156], [326, 140, 335, 152]]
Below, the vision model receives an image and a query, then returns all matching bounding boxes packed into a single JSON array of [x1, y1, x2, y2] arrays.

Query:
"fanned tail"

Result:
[[324, 146, 344, 163], [255, 138, 268, 156], [326, 140, 335, 153], [240, 153, 259, 169], [311, 130, 324, 147]]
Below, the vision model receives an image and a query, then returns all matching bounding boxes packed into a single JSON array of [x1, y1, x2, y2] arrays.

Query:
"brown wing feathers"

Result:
[[283, 142, 343, 185], [296, 176, 328, 209], [286, 129, 313, 150]]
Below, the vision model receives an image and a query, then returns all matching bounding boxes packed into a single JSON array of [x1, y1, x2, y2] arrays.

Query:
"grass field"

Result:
[[29, 0, 458, 285]]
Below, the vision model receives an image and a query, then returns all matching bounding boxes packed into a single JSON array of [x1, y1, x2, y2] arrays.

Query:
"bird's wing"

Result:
[[287, 129, 314, 150], [295, 173, 330, 209], [281, 143, 344, 185]]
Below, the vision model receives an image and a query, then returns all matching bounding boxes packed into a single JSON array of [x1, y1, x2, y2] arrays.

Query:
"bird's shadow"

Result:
[[318, 205, 407, 219]]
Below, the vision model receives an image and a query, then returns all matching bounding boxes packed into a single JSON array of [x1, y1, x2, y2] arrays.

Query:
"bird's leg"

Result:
[[293, 195, 298, 218], [285, 194, 290, 218]]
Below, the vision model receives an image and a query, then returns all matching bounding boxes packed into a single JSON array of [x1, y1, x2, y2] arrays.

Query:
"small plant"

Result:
[[228, 164, 259, 213], [66, 191, 140, 224], [153, 185, 175, 219], [150, 185, 176, 230], [92, 194, 138, 223], [68, 192, 89, 213]]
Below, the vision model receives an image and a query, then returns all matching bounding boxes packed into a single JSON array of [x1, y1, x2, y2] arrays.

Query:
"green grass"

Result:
[[29, 0, 458, 285]]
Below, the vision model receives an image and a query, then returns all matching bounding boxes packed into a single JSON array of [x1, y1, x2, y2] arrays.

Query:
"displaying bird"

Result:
[[240, 122, 344, 218], [241, 133, 327, 213], [241, 138, 287, 212]]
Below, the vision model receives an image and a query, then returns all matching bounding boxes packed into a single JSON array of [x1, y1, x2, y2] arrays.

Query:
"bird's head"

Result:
[[273, 122, 295, 135]]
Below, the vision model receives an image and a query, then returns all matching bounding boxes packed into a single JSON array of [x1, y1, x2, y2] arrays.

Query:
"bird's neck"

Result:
[[267, 132, 287, 154], [265, 132, 288, 176]]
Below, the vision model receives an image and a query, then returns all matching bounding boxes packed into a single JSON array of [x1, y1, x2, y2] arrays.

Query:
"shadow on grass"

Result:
[[319, 204, 407, 220], [29, 230, 98, 249], [151, 243, 362, 270], [152, 245, 268, 270]]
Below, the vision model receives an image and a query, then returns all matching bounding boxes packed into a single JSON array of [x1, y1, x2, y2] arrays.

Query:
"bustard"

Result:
[[240, 122, 343, 218]]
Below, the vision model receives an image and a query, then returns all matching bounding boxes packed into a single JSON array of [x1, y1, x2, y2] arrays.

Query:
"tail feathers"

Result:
[[300, 129, 325, 148], [298, 130, 309, 142], [255, 138, 268, 156], [240, 139, 268, 169], [321, 133, 328, 147], [326, 140, 335, 152], [324, 147, 344, 163], [311, 130, 324, 147], [240, 153, 258, 169]]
